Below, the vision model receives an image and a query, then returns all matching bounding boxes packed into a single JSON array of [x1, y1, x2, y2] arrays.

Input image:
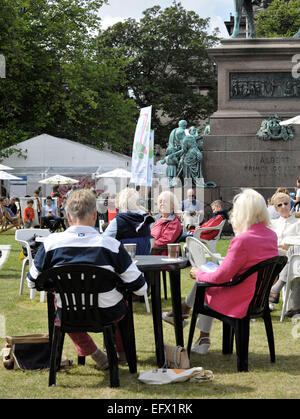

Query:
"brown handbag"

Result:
[[164, 344, 190, 369]]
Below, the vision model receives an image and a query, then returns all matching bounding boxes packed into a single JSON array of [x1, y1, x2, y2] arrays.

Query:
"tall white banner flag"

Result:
[[130, 106, 153, 186]]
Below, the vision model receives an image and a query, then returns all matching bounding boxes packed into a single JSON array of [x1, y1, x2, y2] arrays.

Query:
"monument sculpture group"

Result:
[[161, 121, 216, 189], [160, 2, 300, 202], [199, 1, 300, 202]]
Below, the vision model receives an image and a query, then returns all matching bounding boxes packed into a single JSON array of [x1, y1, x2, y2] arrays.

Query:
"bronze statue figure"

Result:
[[167, 120, 187, 153], [230, 1, 300, 39], [160, 146, 183, 188], [161, 121, 216, 188], [231, 0, 258, 39]]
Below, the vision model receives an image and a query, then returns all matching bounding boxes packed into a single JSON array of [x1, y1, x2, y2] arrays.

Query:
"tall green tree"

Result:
[[255, 0, 300, 37], [0, 0, 138, 156], [98, 1, 219, 147]]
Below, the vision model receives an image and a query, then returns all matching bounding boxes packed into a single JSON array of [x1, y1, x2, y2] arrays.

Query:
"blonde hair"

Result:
[[271, 192, 290, 207], [65, 189, 96, 220], [117, 187, 145, 212], [275, 187, 289, 195], [230, 188, 270, 235], [157, 190, 179, 214]]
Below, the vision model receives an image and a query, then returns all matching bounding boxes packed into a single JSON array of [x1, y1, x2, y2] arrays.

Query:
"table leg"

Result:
[[169, 270, 184, 347], [146, 271, 165, 368]]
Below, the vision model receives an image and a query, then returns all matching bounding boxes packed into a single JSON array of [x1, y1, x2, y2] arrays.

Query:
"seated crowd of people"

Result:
[[0, 185, 72, 232], [4, 177, 299, 368]]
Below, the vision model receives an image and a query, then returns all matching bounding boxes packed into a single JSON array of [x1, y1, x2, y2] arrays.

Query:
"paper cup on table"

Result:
[[167, 243, 180, 259], [124, 243, 136, 259]]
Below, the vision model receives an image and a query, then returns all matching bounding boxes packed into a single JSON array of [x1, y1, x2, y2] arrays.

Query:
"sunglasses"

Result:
[[276, 202, 289, 208]]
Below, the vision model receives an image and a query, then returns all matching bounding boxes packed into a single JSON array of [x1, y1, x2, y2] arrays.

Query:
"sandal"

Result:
[[191, 337, 211, 355], [162, 312, 189, 328]]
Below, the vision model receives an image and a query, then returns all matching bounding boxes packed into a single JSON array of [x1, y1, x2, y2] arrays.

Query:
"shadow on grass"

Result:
[[45, 362, 254, 397], [134, 348, 300, 375], [44, 349, 300, 397], [0, 273, 22, 280]]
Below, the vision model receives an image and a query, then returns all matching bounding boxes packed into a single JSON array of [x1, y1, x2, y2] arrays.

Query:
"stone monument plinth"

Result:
[[204, 38, 300, 202]]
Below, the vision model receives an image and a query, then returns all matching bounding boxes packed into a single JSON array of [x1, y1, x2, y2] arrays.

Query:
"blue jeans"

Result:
[[179, 232, 193, 243]]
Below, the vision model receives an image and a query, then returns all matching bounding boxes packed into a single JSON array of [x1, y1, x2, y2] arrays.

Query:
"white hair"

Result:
[[157, 190, 179, 214], [230, 188, 270, 235], [117, 188, 141, 212]]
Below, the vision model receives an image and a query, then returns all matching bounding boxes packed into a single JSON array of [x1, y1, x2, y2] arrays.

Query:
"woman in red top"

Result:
[[151, 191, 182, 255]]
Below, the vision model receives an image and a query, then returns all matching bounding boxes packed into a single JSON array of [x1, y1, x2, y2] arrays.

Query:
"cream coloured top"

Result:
[[270, 214, 300, 246]]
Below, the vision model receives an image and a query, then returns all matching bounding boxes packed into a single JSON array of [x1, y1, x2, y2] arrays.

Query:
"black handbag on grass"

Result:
[[2, 334, 50, 370]]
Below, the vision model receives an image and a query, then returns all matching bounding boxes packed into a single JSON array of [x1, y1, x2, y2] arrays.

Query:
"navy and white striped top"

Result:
[[27, 226, 147, 321]]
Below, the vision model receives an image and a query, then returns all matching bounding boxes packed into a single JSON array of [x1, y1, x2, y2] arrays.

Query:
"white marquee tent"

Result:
[[0, 134, 131, 196]]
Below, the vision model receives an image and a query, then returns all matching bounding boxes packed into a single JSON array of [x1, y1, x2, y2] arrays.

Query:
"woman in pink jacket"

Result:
[[151, 191, 182, 255], [163, 188, 278, 355]]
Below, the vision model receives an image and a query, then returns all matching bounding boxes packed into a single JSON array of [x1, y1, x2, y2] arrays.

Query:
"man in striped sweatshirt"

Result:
[[27, 189, 147, 369]]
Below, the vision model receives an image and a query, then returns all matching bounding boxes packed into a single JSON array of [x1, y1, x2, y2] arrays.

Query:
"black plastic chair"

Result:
[[151, 229, 183, 300], [36, 264, 137, 388], [187, 256, 287, 372]]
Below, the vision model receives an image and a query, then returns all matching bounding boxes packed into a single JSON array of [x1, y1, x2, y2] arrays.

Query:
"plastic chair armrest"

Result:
[[197, 277, 244, 288], [196, 226, 222, 232]]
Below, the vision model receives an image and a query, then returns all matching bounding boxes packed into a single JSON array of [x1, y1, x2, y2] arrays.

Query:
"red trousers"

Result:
[[68, 329, 124, 357], [54, 296, 124, 356]]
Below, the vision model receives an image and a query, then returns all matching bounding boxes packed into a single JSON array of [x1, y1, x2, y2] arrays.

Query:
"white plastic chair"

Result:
[[15, 229, 51, 302], [280, 245, 300, 322], [193, 219, 226, 254], [185, 236, 224, 267], [0, 245, 11, 269]]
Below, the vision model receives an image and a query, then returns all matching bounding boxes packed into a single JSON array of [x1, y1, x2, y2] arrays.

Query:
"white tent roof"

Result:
[[96, 168, 132, 178], [1, 134, 131, 173]]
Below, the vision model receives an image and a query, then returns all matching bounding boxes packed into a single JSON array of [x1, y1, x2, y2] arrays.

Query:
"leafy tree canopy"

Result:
[[255, 0, 300, 37], [98, 1, 219, 147], [0, 0, 138, 157]]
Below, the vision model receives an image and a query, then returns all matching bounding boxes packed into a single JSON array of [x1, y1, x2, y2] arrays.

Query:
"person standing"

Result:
[[23, 199, 35, 228]]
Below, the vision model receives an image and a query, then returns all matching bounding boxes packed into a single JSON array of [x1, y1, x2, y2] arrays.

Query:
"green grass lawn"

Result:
[[1, 230, 300, 399]]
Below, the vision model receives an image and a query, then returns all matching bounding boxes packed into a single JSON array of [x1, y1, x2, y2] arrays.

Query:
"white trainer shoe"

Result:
[[162, 312, 189, 328], [191, 337, 211, 355]]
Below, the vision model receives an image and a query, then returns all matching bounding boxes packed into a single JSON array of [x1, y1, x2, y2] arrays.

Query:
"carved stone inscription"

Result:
[[230, 72, 300, 99], [243, 156, 300, 178]]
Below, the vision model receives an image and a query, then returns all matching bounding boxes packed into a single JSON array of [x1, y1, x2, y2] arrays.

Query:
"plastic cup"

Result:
[[167, 243, 180, 259], [124, 243, 136, 259]]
